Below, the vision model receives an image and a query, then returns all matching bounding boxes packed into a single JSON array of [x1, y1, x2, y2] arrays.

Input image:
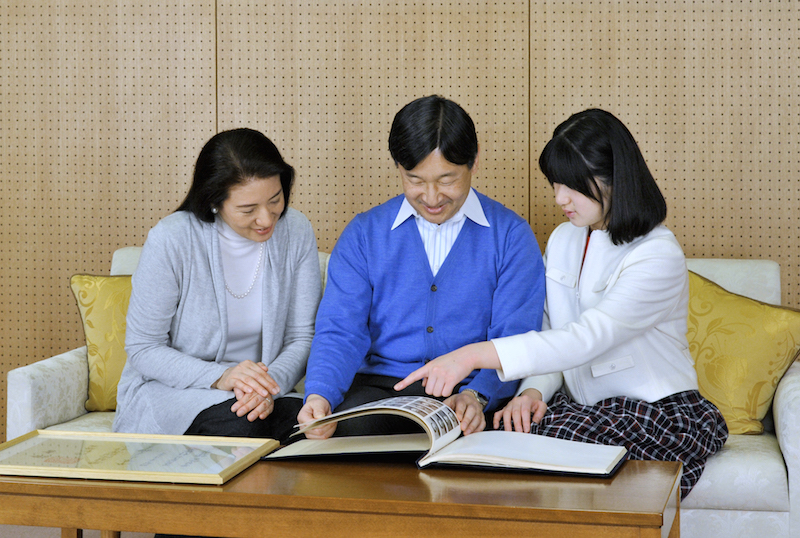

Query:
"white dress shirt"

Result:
[[391, 188, 490, 276]]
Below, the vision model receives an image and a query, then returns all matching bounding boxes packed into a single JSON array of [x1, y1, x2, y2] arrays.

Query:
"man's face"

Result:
[[399, 149, 476, 225]]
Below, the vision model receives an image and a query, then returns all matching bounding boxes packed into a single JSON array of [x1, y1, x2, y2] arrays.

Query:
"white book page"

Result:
[[293, 396, 462, 455], [264, 433, 431, 458], [419, 430, 626, 474]]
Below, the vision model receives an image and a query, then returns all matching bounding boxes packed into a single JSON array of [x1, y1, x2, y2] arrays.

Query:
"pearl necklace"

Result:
[[225, 242, 265, 299]]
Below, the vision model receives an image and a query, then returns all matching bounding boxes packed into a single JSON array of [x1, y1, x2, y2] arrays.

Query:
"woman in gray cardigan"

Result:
[[113, 129, 322, 443]]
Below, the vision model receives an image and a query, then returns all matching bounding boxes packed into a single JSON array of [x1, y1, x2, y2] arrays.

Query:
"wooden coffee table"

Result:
[[0, 458, 680, 538]]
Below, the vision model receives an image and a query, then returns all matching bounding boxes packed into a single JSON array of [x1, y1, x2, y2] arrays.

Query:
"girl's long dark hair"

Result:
[[539, 109, 666, 245]]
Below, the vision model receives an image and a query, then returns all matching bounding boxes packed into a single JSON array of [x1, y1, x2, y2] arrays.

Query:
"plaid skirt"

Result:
[[529, 390, 728, 498]]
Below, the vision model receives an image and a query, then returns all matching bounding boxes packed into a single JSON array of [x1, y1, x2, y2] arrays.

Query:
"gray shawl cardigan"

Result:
[[113, 208, 321, 435]]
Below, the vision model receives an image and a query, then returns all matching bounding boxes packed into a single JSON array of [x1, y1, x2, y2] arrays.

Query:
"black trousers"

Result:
[[185, 395, 303, 443]]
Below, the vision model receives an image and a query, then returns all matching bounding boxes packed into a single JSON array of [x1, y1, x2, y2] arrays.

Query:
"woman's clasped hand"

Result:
[[213, 360, 281, 421]]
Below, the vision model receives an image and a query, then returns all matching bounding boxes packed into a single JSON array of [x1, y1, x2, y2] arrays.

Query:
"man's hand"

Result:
[[297, 394, 337, 439], [444, 391, 486, 436], [492, 388, 548, 433]]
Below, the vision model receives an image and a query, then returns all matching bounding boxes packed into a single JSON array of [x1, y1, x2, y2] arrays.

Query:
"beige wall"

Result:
[[528, 1, 800, 286], [1, 1, 797, 440]]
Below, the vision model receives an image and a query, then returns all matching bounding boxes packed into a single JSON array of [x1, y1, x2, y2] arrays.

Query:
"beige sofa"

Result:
[[6, 248, 800, 538]]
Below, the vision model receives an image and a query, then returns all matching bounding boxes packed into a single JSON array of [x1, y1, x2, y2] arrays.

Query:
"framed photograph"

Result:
[[0, 430, 279, 485]]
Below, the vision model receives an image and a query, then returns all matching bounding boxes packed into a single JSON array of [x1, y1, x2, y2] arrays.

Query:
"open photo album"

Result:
[[267, 395, 628, 477]]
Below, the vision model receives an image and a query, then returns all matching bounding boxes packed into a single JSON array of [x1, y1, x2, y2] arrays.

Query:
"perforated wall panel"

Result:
[[0, 1, 216, 440], [217, 1, 531, 251], [529, 1, 799, 306]]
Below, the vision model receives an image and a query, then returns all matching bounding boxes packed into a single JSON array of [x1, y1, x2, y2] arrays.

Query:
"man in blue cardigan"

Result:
[[299, 95, 546, 438]]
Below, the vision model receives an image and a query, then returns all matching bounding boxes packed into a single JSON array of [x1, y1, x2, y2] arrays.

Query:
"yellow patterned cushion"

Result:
[[70, 274, 132, 412], [688, 271, 800, 434]]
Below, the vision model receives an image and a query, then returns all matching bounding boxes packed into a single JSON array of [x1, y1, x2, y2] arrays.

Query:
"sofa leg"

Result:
[[61, 529, 82, 538]]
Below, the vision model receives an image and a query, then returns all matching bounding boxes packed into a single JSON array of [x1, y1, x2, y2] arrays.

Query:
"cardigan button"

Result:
[[431, 284, 437, 292], [427, 326, 434, 333]]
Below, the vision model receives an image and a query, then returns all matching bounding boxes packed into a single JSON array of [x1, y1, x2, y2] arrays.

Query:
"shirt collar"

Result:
[[391, 188, 490, 230]]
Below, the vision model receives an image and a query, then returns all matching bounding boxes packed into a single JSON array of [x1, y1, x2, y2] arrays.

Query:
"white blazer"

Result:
[[493, 222, 698, 405]]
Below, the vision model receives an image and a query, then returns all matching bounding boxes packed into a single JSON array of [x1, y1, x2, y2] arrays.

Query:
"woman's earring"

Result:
[[211, 207, 218, 214]]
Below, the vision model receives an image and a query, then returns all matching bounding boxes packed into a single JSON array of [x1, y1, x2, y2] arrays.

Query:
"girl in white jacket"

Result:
[[396, 109, 727, 498]]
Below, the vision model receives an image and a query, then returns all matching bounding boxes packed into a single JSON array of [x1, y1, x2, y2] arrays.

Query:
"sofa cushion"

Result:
[[46, 411, 116, 433], [681, 508, 789, 538], [70, 274, 132, 412], [682, 433, 789, 511], [686, 258, 781, 306], [688, 271, 800, 434]]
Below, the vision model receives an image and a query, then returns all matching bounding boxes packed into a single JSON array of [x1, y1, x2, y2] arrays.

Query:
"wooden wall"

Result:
[[1, 1, 797, 441], [215, 1, 531, 249], [529, 1, 800, 287]]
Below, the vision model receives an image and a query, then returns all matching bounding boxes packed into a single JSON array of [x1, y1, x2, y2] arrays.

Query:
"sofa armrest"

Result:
[[6, 346, 90, 440], [773, 360, 800, 530]]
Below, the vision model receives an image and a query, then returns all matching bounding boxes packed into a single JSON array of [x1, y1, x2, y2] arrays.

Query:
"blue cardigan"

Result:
[[304, 191, 546, 411]]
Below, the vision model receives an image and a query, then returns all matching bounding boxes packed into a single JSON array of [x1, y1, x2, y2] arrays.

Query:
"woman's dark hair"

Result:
[[388, 95, 479, 170], [177, 128, 295, 222], [539, 108, 667, 245]]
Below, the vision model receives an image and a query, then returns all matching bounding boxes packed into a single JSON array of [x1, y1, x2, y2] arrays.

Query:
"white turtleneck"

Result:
[[217, 218, 264, 364]]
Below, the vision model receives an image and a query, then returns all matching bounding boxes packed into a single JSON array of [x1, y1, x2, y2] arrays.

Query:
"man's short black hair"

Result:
[[388, 95, 478, 170]]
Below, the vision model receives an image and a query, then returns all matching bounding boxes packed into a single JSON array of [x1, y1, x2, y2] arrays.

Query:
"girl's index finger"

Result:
[[393, 366, 428, 391]]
